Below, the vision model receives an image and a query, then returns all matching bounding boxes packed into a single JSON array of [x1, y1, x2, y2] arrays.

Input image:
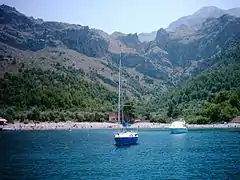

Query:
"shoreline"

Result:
[[1, 122, 240, 131]]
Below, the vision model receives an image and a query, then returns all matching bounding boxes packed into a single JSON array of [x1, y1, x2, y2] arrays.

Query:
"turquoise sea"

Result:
[[1, 129, 240, 180]]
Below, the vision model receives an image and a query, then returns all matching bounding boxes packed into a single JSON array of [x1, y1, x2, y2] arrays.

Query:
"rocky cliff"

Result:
[[1, 4, 240, 97]]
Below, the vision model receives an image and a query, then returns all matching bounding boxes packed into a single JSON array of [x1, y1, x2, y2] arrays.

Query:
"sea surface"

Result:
[[0, 129, 240, 180]]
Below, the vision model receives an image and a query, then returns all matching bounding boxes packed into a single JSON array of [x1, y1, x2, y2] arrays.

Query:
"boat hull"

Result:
[[115, 137, 138, 146], [170, 128, 188, 134], [114, 136, 138, 145]]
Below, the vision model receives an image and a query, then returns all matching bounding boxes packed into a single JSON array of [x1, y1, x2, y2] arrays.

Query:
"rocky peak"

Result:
[[0, 4, 34, 25], [193, 6, 223, 17], [110, 31, 126, 39], [0, 5, 109, 57], [166, 6, 240, 32], [0, 4, 17, 12], [113, 33, 142, 52], [155, 28, 169, 42], [124, 33, 139, 43]]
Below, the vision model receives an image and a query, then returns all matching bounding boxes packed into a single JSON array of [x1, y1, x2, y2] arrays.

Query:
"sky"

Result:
[[1, 0, 240, 34]]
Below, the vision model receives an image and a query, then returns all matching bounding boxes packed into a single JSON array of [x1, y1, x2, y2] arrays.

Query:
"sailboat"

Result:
[[114, 53, 139, 146]]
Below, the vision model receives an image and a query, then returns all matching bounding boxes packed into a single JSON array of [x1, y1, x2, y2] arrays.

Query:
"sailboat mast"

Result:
[[117, 52, 121, 124], [121, 82, 124, 125]]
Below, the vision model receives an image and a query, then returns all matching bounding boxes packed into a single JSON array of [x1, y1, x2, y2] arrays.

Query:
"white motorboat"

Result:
[[169, 118, 188, 134]]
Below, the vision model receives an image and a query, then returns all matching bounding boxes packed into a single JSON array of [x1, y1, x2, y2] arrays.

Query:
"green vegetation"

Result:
[[201, 91, 240, 122], [123, 99, 136, 121], [146, 43, 240, 124], [1, 44, 240, 124], [0, 68, 117, 122]]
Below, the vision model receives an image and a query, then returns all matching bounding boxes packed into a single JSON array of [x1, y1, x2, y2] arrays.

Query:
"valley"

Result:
[[0, 4, 240, 124]]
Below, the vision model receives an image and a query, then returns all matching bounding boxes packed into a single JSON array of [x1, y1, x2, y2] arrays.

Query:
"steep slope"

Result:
[[151, 15, 240, 68], [0, 5, 116, 57], [147, 39, 240, 123], [0, 4, 158, 97], [139, 6, 240, 42], [167, 6, 240, 32], [1, 4, 240, 122], [0, 68, 118, 122], [1, 5, 240, 88]]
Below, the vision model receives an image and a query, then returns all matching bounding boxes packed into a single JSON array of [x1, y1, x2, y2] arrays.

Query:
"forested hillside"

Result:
[[1, 4, 240, 123], [0, 68, 117, 122], [148, 42, 240, 123]]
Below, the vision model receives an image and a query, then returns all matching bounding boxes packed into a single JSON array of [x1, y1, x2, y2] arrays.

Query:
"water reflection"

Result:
[[114, 143, 139, 149]]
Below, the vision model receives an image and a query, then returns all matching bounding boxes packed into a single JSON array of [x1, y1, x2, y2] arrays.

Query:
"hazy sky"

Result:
[[1, 0, 240, 34]]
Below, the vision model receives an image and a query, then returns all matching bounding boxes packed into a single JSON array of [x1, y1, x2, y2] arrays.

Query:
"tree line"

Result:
[[0, 68, 118, 122]]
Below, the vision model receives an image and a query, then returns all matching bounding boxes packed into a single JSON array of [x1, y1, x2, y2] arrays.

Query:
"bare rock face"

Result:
[[1, 4, 240, 92], [166, 6, 240, 32], [115, 33, 143, 52], [0, 5, 109, 58], [57, 26, 109, 57]]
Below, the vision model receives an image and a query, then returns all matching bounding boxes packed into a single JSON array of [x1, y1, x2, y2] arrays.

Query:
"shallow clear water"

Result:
[[1, 129, 240, 180]]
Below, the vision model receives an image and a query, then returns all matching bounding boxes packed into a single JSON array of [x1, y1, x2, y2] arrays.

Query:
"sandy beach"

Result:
[[1, 122, 240, 131]]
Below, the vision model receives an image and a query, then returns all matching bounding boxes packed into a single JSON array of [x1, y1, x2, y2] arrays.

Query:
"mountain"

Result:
[[226, 7, 240, 17], [138, 6, 240, 42], [138, 31, 157, 42], [0, 4, 155, 98], [167, 6, 240, 32], [1, 4, 240, 122], [147, 39, 240, 123], [156, 15, 240, 66]]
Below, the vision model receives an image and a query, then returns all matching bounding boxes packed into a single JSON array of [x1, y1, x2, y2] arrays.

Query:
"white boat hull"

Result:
[[169, 128, 188, 134]]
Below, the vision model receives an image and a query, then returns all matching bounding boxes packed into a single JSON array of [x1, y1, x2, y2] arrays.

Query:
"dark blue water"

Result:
[[1, 129, 240, 180]]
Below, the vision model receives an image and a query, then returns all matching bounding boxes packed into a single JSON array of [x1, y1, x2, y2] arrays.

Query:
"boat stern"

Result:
[[114, 132, 138, 145]]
